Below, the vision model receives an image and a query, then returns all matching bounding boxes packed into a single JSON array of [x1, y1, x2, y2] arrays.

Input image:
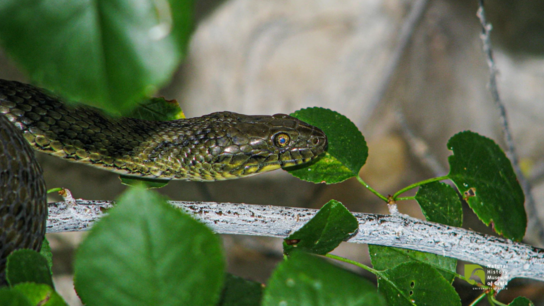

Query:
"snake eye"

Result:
[[274, 133, 290, 148]]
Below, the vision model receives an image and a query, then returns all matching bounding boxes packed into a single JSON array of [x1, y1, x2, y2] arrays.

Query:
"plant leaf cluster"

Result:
[[1, 107, 531, 306], [0, 1, 533, 304]]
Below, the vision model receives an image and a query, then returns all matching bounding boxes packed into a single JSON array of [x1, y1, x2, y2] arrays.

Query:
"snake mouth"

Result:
[[278, 148, 325, 169]]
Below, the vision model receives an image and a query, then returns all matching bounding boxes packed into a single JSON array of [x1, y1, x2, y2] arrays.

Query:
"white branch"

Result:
[[48, 199, 544, 283]]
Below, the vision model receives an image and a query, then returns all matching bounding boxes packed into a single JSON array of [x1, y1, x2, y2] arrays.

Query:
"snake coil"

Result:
[[0, 113, 47, 285]]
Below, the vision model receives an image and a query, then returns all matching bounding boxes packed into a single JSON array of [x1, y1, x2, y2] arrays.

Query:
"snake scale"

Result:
[[0, 79, 327, 284]]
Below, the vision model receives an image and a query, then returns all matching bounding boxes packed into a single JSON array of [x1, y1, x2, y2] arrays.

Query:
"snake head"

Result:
[[146, 111, 327, 181], [260, 113, 327, 168], [208, 112, 327, 179]]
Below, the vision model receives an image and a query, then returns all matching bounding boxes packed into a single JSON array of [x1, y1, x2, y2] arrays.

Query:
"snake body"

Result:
[[0, 110, 47, 284], [0, 79, 327, 284]]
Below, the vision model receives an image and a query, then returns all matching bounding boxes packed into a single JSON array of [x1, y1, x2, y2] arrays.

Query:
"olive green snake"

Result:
[[0, 79, 327, 284]]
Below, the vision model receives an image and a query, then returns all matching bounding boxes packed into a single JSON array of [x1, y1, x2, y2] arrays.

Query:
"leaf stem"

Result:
[[47, 187, 63, 194], [468, 292, 486, 306], [489, 294, 507, 306], [392, 175, 450, 199], [396, 196, 415, 201], [356, 176, 388, 203], [326, 253, 380, 275]]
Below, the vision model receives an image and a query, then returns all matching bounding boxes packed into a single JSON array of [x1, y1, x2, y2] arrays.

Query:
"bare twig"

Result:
[[361, 0, 429, 124], [476, 0, 544, 244], [395, 110, 447, 176], [47, 199, 544, 283], [529, 160, 544, 185]]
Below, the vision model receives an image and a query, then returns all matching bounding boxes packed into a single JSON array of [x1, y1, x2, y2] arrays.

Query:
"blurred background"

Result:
[[2, 0, 544, 304]]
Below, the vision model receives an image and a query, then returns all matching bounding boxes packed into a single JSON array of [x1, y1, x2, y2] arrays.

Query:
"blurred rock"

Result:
[[174, 0, 410, 124]]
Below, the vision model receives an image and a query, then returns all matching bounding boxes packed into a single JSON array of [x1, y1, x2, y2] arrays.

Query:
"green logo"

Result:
[[465, 264, 486, 285]]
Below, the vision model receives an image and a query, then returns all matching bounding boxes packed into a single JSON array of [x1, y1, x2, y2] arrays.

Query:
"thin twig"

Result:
[[477, 0, 544, 244], [47, 199, 544, 283], [361, 0, 429, 124], [529, 160, 544, 185], [395, 110, 447, 176]]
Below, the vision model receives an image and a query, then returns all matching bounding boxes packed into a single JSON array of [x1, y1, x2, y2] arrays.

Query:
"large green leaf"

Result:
[[0, 288, 32, 306], [0, 0, 193, 113], [378, 262, 461, 306], [6, 250, 53, 288], [12, 283, 67, 306], [262, 252, 386, 306], [288, 108, 368, 184], [218, 274, 262, 306], [74, 186, 225, 306], [283, 200, 358, 255], [447, 131, 526, 240]]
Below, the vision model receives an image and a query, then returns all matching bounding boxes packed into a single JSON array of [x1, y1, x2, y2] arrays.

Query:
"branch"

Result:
[[476, 0, 544, 244], [48, 199, 544, 283]]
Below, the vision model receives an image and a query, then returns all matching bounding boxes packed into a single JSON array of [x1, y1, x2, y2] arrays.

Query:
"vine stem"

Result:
[[325, 253, 380, 275], [356, 176, 388, 202], [392, 175, 450, 199]]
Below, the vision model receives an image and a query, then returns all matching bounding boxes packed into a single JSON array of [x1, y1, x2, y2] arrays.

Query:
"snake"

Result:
[[0, 79, 327, 284]]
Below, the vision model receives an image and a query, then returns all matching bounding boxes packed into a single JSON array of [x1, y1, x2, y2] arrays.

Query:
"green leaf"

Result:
[[0, 288, 32, 306], [6, 250, 53, 288], [288, 107, 368, 184], [12, 283, 67, 306], [262, 252, 386, 306], [416, 182, 463, 227], [218, 274, 263, 306], [0, 0, 193, 113], [119, 175, 170, 189], [508, 296, 534, 306], [447, 131, 526, 240], [39, 237, 53, 274], [378, 262, 461, 306], [74, 186, 225, 306], [283, 200, 358, 255], [369, 245, 457, 283], [123, 97, 185, 121]]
